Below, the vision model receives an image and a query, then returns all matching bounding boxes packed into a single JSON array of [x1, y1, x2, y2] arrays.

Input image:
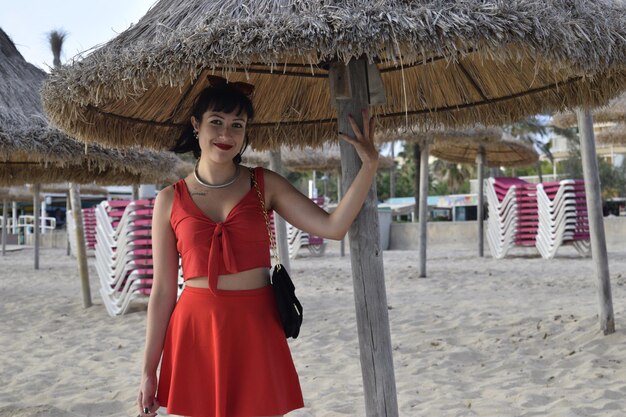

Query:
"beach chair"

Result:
[[283, 196, 327, 259], [486, 178, 538, 258], [95, 199, 157, 316], [535, 180, 590, 258], [67, 207, 98, 257]]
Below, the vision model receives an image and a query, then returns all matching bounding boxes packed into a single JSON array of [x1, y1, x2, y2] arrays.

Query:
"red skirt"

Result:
[[157, 285, 304, 417]]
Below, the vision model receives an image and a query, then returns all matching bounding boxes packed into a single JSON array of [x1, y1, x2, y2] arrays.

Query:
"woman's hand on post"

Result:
[[137, 373, 160, 416], [338, 108, 379, 169]]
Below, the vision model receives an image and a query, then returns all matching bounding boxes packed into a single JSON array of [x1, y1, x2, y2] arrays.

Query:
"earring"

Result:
[[193, 130, 199, 140]]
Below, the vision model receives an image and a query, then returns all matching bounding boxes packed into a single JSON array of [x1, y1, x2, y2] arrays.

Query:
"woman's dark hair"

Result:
[[171, 84, 255, 160]]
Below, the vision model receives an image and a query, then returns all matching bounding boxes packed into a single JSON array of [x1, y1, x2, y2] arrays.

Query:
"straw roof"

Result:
[[429, 130, 539, 167], [35, 183, 109, 195], [376, 126, 503, 145], [243, 145, 394, 171], [0, 29, 181, 187], [0, 186, 33, 202], [596, 123, 626, 146], [42, 0, 626, 151], [552, 92, 626, 128]]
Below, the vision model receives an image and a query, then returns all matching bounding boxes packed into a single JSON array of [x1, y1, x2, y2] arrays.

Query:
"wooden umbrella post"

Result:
[[66, 192, 71, 256], [268, 149, 291, 272], [69, 183, 92, 308], [418, 142, 430, 277], [132, 184, 140, 201], [476, 146, 485, 257], [33, 183, 40, 269], [389, 139, 396, 199], [2, 197, 7, 255], [576, 108, 615, 335], [330, 58, 399, 417], [413, 143, 421, 223]]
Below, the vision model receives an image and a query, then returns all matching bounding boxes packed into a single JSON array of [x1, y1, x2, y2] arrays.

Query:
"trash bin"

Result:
[[378, 207, 392, 250]]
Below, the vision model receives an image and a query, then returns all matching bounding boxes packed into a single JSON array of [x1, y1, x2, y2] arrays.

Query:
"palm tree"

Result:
[[48, 30, 67, 68], [431, 159, 473, 194], [506, 115, 578, 182]]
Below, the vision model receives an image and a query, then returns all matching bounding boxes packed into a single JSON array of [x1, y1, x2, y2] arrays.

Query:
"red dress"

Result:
[[156, 167, 304, 417]]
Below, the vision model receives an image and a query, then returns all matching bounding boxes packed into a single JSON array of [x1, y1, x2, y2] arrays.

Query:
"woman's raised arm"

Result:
[[266, 108, 379, 240]]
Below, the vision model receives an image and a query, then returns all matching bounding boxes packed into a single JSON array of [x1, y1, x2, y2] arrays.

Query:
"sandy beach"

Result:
[[1, 241, 626, 417]]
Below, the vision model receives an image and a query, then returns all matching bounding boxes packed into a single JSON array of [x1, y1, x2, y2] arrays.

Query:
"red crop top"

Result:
[[170, 166, 271, 293]]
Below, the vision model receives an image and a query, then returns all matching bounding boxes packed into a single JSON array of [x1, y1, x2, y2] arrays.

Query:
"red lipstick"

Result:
[[214, 143, 234, 151]]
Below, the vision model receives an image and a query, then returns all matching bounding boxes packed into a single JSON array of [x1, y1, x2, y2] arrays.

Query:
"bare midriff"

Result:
[[184, 267, 271, 290]]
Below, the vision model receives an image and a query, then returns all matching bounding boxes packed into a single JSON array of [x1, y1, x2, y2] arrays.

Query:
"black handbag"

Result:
[[250, 169, 303, 339]]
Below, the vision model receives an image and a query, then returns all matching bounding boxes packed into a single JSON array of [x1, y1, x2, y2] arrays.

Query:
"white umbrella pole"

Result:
[[576, 108, 615, 335], [418, 142, 430, 277], [268, 149, 291, 272], [69, 183, 92, 308], [331, 58, 399, 417]]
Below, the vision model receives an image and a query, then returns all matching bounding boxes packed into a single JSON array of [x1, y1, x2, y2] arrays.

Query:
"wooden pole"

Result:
[[476, 147, 485, 257], [418, 142, 429, 278], [331, 58, 399, 417], [33, 184, 40, 269], [66, 192, 71, 256], [70, 183, 92, 308], [389, 140, 396, 199], [413, 143, 421, 223], [12, 201, 17, 234], [2, 198, 7, 256], [132, 184, 140, 201], [268, 149, 291, 272], [576, 108, 615, 335]]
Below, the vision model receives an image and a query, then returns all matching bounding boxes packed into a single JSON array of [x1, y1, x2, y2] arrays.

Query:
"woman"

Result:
[[137, 77, 379, 417]]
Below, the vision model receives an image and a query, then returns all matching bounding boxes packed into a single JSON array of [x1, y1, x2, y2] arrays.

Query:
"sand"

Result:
[[1, 242, 625, 417]]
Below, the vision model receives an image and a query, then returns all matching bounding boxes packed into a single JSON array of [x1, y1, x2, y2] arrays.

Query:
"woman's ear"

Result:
[[191, 116, 200, 131]]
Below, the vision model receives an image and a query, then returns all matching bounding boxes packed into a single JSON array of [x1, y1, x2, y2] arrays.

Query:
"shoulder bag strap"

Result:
[[249, 167, 281, 268]]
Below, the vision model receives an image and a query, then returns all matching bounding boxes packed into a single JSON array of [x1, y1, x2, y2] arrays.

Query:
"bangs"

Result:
[[196, 86, 254, 120]]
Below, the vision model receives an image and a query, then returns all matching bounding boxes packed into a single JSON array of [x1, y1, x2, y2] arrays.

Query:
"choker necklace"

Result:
[[194, 161, 241, 189]]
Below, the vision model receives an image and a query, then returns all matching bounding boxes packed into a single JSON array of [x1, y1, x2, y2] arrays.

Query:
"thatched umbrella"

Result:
[[41, 2, 626, 413], [245, 145, 393, 172], [0, 111, 180, 186], [37, 183, 109, 196], [430, 130, 538, 258], [596, 123, 626, 146], [378, 127, 538, 272], [553, 92, 626, 128], [0, 28, 180, 308]]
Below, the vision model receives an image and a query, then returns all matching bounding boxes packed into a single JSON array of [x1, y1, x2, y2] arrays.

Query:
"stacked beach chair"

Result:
[[485, 177, 530, 259], [283, 196, 327, 259], [486, 178, 590, 259], [67, 207, 98, 256], [95, 199, 155, 316], [535, 180, 590, 258], [82, 208, 97, 250]]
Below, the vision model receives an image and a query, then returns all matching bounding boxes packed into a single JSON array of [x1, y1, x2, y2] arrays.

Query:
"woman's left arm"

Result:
[[266, 108, 379, 240]]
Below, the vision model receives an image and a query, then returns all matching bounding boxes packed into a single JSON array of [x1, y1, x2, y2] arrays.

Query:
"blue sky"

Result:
[[0, 0, 156, 71]]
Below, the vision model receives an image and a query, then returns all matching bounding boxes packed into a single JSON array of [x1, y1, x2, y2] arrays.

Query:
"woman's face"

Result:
[[192, 108, 247, 163]]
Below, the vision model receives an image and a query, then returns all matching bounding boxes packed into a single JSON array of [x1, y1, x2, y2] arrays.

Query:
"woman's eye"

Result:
[[233, 123, 245, 129], [209, 119, 222, 125]]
